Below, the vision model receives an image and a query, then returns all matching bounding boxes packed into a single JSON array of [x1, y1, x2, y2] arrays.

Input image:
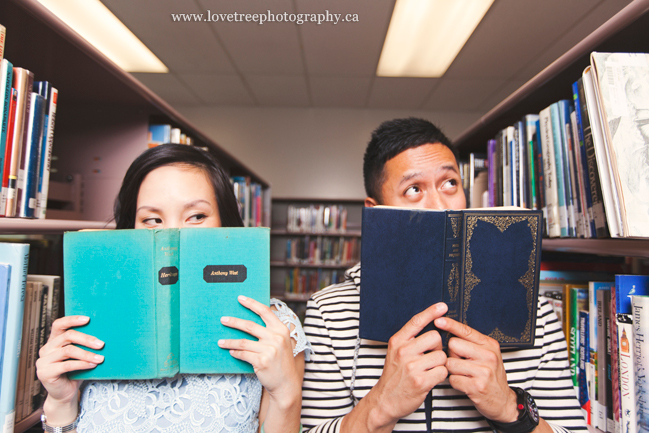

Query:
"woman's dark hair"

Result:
[[363, 117, 458, 203], [114, 144, 244, 229]]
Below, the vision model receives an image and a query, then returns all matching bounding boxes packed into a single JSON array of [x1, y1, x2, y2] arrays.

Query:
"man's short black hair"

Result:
[[363, 117, 458, 202]]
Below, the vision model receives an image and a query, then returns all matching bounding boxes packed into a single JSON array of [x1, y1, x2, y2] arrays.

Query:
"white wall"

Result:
[[178, 106, 481, 199]]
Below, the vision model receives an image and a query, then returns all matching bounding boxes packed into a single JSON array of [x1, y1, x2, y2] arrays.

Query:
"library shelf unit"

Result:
[[270, 198, 363, 305], [452, 0, 649, 261], [1, 0, 268, 430]]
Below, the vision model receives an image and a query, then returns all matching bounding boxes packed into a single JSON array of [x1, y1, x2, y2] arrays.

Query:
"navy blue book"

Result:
[[360, 206, 542, 347]]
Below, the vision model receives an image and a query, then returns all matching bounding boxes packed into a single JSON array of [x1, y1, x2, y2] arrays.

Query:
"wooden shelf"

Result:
[[0, 219, 116, 235], [15, 408, 43, 433], [271, 229, 362, 237], [542, 238, 649, 259], [271, 261, 354, 269]]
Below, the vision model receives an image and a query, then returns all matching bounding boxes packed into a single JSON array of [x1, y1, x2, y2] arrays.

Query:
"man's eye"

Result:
[[441, 179, 458, 190], [404, 186, 421, 196]]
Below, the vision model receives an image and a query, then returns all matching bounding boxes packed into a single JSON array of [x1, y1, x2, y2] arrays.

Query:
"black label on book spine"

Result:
[[203, 265, 247, 283], [158, 266, 179, 285]]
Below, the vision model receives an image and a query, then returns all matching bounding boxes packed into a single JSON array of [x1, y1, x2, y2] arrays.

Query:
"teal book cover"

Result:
[[550, 102, 570, 237], [64, 228, 269, 380], [0, 242, 29, 429], [179, 227, 270, 374], [360, 207, 542, 347]]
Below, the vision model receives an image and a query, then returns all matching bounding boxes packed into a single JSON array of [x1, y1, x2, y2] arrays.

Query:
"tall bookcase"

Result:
[[453, 0, 649, 260], [270, 198, 363, 319], [0, 0, 269, 431]]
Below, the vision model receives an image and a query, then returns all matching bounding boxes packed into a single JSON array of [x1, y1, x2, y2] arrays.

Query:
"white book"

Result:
[[590, 52, 649, 238], [538, 107, 561, 237], [582, 66, 622, 237], [618, 314, 637, 433], [631, 295, 649, 433]]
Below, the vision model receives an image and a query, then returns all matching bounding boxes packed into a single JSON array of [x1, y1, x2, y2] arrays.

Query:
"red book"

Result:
[[0, 87, 17, 216]]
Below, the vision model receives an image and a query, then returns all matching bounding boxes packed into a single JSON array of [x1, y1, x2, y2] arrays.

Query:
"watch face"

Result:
[[525, 393, 539, 423]]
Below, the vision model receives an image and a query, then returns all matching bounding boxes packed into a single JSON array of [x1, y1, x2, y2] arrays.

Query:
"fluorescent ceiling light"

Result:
[[37, 0, 168, 73], [377, 0, 494, 78]]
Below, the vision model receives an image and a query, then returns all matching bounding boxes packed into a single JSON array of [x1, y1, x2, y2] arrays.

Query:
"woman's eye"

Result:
[[188, 213, 207, 223], [142, 217, 162, 227]]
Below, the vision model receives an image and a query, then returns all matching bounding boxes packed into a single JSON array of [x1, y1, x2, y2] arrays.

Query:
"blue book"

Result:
[[0, 264, 11, 392], [0, 59, 13, 184], [0, 242, 30, 429], [360, 206, 542, 347], [615, 275, 649, 315], [64, 227, 270, 380], [17, 92, 45, 218], [550, 103, 570, 237], [33, 82, 57, 219], [572, 79, 596, 238], [148, 124, 171, 147]]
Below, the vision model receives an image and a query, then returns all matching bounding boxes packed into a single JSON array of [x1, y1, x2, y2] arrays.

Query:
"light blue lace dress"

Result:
[[77, 300, 312, 433]]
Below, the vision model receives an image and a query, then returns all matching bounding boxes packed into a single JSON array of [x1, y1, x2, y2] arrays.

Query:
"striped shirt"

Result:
[[301, 263, 588, 433]]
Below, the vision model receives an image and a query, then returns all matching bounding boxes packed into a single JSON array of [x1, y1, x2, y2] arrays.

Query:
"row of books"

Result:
[[147, 124, 194, 148], [286, 204, 349, 233], [477, 52, 649, 238], [540, 274, 649, 433], [284, 267, 345, 297], [0, 242, 60, 428], [0, 24, 58, 220], [231, 176, 265, 227], [285, 236, 360, 266]]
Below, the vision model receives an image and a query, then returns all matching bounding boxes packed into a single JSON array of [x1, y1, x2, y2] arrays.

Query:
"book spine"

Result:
[[0, 243, 29, 432], [567, 109, 583, 238], [579, 310, 591, 425], [632, 296, 649, 433], [17, 93, 44, 218], [582, 66, 621, 237], [0, 60, 13, 185], [0, 88, 17, 216], [516, 121, 528, 208], [570, 108, 590, 238], [155, 229, 180, 378], [550, 103, 570, 238], [618, 314, 637, 433], [611, 280, 621, 433], [524, 115, 539, 211], [503, 127, 512, 206], [0, 25, 4, 62], [577, 75, 607, 237], [606, 298, 614, 433], [534, 119, 545, 232], [442, 211, 462, 346], [496, 130, 504, 207], [539, 107, 561, 237], [573, 79, 596, 238], [570, 288, 588, 395], [34, 285, 48, 410], [597, 289, 610, 431], [36, 87, 57, 219], [487, 139, 496, 207], [560, 100, 578, 237]]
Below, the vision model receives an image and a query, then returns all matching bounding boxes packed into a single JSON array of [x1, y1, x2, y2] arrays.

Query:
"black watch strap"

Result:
[[486, 387, 540, 433]]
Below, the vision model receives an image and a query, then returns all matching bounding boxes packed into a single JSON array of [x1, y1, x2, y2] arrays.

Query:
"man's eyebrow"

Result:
[[397, 165, 459, 186], [439, 164, 459, 175], [398, 172, 424, 186]]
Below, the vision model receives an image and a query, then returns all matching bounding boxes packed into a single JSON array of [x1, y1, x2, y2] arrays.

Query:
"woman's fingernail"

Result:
[[92, 339, 104, 349], [78, 316, 89, 323], [94, 355, 104, 363], [238, 295, 247, 302], [437, 318, 446, 326], [221, 317, 230, 323], [218, 339, 224, 346]]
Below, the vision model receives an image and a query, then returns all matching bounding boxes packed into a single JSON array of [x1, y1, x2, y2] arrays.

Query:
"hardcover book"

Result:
[[631, 295, 649, 433], [359, 206, 542, 347], [64, 227, 270, 380]]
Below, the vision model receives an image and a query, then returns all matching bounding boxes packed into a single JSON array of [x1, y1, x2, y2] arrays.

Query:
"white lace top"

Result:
[[77, 299, 312, 433]]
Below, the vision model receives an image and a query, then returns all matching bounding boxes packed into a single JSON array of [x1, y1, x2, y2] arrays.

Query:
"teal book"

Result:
[[550, 102, 570, 237], [64, 227, 270, 380], [0, 242, 29, 430], [360, 206, 542, 347]]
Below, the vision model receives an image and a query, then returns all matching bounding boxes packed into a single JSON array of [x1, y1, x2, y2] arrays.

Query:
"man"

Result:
[[301, 118, 587, 432]]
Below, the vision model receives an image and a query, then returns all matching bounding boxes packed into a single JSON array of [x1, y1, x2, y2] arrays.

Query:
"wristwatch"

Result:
[[41, 414, 79, 433], [486, 387, 539, 433]]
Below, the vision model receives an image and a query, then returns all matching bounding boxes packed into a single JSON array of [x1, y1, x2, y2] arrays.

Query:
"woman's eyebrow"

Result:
[[183, 199, 212, 209]]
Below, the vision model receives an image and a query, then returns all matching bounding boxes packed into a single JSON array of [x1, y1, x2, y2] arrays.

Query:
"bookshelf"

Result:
[[453, 0, 649, 259], [0, 0, 269, 430], [270, 198, 363, 305]]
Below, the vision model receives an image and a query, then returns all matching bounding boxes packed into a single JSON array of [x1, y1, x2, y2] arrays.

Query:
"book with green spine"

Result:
[[64, 227, 269, 380]]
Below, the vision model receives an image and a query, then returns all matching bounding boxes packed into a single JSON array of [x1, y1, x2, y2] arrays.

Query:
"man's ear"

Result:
[[365, 197, 379, 207]]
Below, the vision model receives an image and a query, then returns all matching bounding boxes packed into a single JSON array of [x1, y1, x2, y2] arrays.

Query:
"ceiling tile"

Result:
[[178, 74, 255, 105], [246, 75, 310, 107], [296, 0, 395, 76], [423, 79, 509, 111], [196, 0, 304, 74], [130, 73, 202, 105], [103, 0, 236, 73], [367, 78, 438, 109], [310, 76, 372, 108]]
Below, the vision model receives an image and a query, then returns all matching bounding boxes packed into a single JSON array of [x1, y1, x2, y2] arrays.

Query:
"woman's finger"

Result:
[[220, 316, 271, 340], [37, 359, 100, 382], [39, 344, 104, 367], [218, 338, 268, 354], [41, 329, 104, 357], [49, 316, 90, 339], [237, 296, 283, 328]]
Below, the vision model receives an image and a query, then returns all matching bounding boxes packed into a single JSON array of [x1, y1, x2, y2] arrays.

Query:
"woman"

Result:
[[36, 144, 310, 433]]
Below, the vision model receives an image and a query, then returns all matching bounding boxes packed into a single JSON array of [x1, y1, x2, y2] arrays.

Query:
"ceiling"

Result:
[[100, 0, 632, 112]]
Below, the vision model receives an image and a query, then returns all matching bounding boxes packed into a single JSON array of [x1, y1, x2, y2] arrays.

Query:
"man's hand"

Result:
[[434, 316, 519, 423], [344, 302, 448, 432]]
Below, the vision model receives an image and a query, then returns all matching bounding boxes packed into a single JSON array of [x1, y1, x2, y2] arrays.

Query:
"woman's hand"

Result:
[[37, 316, 105, 406], [218, 296, 302, 407]]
